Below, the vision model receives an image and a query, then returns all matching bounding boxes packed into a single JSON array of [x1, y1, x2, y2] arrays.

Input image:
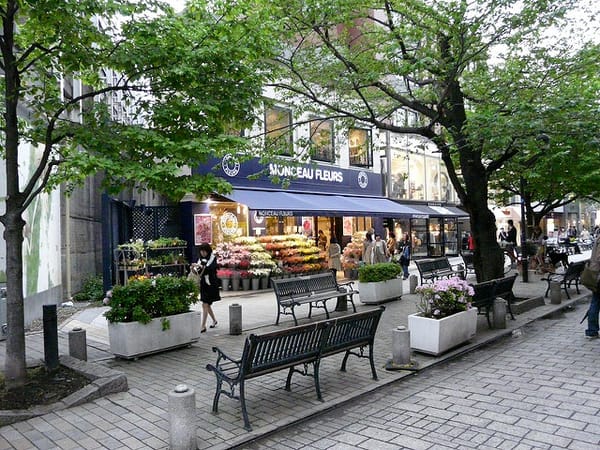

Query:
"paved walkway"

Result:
[[0, 254, 593, 449]]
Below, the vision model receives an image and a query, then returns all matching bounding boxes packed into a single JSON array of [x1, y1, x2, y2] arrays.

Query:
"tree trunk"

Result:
[[3, 211, 27, 387]]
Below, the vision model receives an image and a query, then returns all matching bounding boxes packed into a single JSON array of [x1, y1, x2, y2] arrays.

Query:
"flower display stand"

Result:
[[408, 308, 478, 356]]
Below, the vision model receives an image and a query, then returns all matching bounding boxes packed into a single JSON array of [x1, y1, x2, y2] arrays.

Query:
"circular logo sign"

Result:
[[357, 171, 369, 189], [253, 211, 265, 224], [222, 154, 240, 177], [220, 212, 239, 236]]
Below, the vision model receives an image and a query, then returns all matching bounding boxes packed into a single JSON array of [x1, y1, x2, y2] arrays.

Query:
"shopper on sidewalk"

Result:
[[584, 236, 600, 338]]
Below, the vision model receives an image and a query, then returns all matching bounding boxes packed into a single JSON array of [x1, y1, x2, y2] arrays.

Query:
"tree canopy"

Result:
[[0, 0, 279, 386], [261, 0, 600, 279]]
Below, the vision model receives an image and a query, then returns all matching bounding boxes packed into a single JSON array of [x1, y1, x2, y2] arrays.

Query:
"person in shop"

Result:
[[318, 230, 328, 250], [372, 234, 389, 263], [327, 237, 342, 275], [398, 233, 411, 280], [498, 227, 508, 247], [362, 229, 374, 264], [195, 242, 220, 333], [386, 232, 397, 261]]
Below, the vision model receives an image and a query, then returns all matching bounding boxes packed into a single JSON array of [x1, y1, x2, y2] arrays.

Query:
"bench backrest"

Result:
[[241, 320, 332, 378], [493, 274, 517, 300], [564, 261, 586, 281], [322, 307, 385, 356], [415, 259, 437, 275], [433, 258, 453, 272], [471, 279, 496, 307], [272, 272, 338, 300]]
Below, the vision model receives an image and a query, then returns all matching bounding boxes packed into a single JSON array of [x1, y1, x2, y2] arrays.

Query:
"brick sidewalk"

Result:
[[0, 261, 592, 449]]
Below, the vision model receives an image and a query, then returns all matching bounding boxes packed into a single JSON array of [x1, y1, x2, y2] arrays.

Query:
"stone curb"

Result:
[[0, 355, 128, 427]]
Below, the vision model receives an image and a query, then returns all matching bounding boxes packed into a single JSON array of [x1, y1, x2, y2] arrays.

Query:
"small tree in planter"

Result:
[[104, 275, 201, 359]]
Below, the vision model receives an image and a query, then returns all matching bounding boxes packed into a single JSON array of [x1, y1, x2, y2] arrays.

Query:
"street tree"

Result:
[[490, 44, 600, 234], [0, 0, 277, 387], [263, 0, 598, 281]]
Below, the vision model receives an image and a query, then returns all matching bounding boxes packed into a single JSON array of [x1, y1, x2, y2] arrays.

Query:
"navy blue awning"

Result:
[[220, 189, 427, 218], [407, 204, 469, 217]]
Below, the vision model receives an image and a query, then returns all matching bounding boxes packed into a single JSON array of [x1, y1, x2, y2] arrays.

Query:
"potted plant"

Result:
[[409, 277, 477, 355], [217, 268, 232, 291], [104, 275, 201, 359], [240, 270, 252, 290], [357, 262, 403, 304]]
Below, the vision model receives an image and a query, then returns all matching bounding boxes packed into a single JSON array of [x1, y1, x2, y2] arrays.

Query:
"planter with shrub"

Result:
[[357, 262, 403, 304], [105, 275, 201, 359]]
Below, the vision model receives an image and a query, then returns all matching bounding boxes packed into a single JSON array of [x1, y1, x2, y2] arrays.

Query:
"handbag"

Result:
[[187, 266, 203, 286], [581, 262, 599, 293]]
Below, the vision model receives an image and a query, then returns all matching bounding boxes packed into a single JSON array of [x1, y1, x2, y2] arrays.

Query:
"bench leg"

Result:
[[285, 367, 294, 392], [563, 283, 571, 300], [291, 306, 298, 326], [239, 380, 252, 431], [544, 282, 551, 298], [276, 306, 281, 325], [211, 378, 223, 414], [484, 307, 492, 328], [313, 360, 323, 401], [323, 301, 329, 319], [348, 294, 357, 313], [368, 343, 378, 380]]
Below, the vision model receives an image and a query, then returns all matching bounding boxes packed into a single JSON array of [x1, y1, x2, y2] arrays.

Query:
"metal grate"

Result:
[[131, 206, 181, 241]]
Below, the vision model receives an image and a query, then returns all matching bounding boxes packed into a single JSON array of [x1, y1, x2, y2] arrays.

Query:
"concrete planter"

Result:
[[408, 308, 478, 356], [358, 278, 403, 304], [108, 311, 202, 359]]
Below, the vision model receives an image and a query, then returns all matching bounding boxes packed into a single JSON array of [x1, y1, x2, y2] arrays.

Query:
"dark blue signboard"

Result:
[[194, 155, 382, 196]]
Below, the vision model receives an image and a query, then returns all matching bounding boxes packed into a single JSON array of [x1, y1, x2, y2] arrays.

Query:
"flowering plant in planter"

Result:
[[217, 269, 233, 278], [239, 270, 252, 279], [415, 277, 474, 319]]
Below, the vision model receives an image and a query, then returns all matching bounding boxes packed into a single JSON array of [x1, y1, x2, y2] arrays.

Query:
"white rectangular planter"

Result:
[[358, 278, 403, 304], [108, 311, 202, 359], [408, 308, 478, 356]]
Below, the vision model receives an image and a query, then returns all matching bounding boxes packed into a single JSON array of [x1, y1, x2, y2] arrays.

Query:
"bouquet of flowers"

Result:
[[415, 277, 474, 319]]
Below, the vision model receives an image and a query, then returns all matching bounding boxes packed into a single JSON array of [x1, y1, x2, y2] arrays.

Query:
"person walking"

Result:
[[584, 235, 600, 339], [195, 242, 220, 333], [386, 232, 397, 260], [372, 234, 389, 263], [399, 234, 411, 279], [362, 230, 374, 264], [327, 237, 342, 275], [505, 219, 518, 264]]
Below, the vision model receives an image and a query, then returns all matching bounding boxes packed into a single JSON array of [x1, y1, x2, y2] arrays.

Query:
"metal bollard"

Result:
[[392, 326, 411, 366], [229, 303, 242, 335], [550, 282, 562, 304], [492, 298, 507, 329], [68, 327, 88, 361], [43, 304, 59, 371], [168, 384, 197, 450], [409, 275, 418, 294]]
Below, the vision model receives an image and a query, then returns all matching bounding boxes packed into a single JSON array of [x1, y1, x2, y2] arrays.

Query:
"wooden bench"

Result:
[[205, 307, 385, 430], [470, 274, 518, 327], [542, 261, 586, 299], [271, 272, 358, 325], [414, 257, 465, 285]]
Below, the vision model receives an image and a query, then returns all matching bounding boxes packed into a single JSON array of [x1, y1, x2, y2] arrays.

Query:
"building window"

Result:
[[348, 128, 372, 167], [310, 118, 334, 162], [265, 105, 293, 156]]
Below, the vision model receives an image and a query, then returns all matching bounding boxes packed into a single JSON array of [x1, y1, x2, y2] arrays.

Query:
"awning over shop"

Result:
[[220, 189, 427, 218], [406, 204, 469, 218]]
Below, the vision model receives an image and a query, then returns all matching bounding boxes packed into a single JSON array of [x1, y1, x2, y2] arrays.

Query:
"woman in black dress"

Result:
[[195, 242, 220, 332]]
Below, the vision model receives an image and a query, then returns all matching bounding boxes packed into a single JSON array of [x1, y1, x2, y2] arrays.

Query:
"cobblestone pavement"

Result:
[[0, 253, 594, 449], [245, 305, 600, 450]]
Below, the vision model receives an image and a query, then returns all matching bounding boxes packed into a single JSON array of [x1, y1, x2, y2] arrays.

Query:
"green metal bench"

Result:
[[271, 272, 358, 325], [206, 307, 385, 431]]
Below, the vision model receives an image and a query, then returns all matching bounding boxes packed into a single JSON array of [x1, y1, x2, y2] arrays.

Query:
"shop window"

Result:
[[310, 119, 334, 162], [411, 219, 428, 257], [409, 154, 425, 200], [265, 105, 293, 156], [348, 128, 372, 167], [444, 218, 458, 255], [390, 149, 409, 199]]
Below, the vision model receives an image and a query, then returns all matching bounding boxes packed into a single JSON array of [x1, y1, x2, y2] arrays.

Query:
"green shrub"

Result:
[[358, 263, 403, 283], [72, 276, 105, 302], [104, 276, 198, 324]]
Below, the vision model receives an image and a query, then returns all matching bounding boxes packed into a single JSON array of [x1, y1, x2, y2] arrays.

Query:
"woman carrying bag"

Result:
[[192, 242, 220, 333]]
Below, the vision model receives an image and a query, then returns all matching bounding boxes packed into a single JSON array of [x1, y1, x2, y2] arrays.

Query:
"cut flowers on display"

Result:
[[415, 277, 474, 319]]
